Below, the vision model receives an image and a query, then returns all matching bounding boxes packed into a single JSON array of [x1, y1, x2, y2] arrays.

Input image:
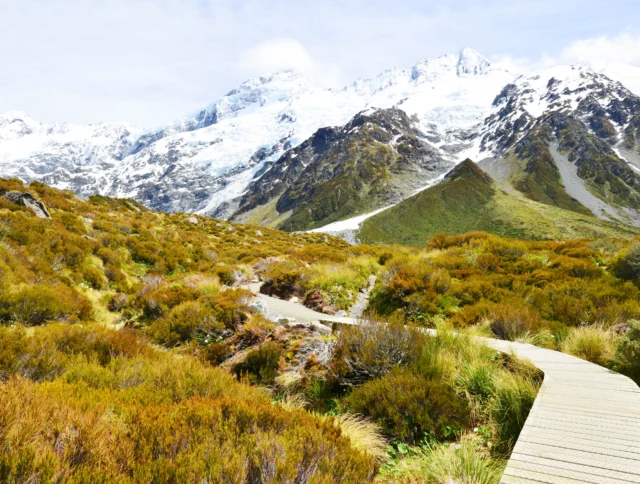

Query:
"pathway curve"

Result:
[[247, 286, 640, 483]]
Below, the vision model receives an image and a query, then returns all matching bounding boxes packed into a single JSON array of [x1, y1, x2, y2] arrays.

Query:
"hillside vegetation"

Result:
[[358, 160, 640, 246], [3, 177, 640, 482]]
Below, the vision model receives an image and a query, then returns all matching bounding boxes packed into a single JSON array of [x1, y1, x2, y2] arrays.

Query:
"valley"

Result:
[[4, 42, 640, 484]]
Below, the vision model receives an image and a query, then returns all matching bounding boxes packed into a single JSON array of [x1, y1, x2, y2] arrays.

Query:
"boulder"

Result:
[[2, 191, 50, 218], [247, 296, 269, 316]]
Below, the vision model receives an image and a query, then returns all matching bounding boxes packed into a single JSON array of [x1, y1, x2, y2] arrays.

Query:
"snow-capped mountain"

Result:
[[475, 66, 640, 226], [477, 66, 640, 159], [230, 107, 454, 230], [0, 48, 512, 216], [0, 111, 140, 194], [2, 47, 640, 231]]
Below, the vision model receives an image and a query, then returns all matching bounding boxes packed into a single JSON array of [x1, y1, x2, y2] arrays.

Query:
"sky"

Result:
[[1, 0, 639, 127]]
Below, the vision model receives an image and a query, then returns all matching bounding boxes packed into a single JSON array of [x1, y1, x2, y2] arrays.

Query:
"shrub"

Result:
[[137, 284, 199, 320], [489, 304, 541, 341], [332, 322, 427, 386], [613, 241, 640, 282], [201, 342, 232, 366], [562, 326, 616, 366], [233, 341, 282, 385], [108, 293, 129, 312], [617, 320, 640, 382], [149, 301, 225, 347], [431, 268, 452, 295], [344, 368, 470, 444], [216, 265, 236, 286], [0, 284, 92, 326], [261, 262, 305, 299], [82, 264, 107, 289]]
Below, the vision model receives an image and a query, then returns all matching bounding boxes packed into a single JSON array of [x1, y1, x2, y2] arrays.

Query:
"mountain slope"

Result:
[[476, 67, 640, 226], [0, 49, 511, 217], [231, 108, 453, 231], [357, 160, 639, 246]]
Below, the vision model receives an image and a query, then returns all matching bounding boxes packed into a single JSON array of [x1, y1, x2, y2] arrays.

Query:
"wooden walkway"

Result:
[[484, 338, 640, 484], [248, 286, 640, 483]]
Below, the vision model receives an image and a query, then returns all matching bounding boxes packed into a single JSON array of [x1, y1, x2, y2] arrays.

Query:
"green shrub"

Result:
[[216, 265, 236, 286], [0, 284, 92, 326], [332, 322, 427, 386], [613, 241, 640, 282], [149, 301, 225, 347], [82, 265, 107, 289], [617, 320, 640, 382], [233, 341, 282, 385], [344, 368, 470, 444], [137, 284, 199, 320], [261, 262, 305, 299], [201, 342, 232, 366]]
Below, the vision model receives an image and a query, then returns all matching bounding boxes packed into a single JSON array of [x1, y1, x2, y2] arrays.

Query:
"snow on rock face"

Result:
[[476, 66, 640, 159], [0, 48, 510, 216], [4, 48, 637, 219]]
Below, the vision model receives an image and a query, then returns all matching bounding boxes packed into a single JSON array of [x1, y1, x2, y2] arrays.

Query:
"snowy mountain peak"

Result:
[[478, 63, 640, 158], [410, 47, 494, 82], [0, 111, 42, 140], [0, 110, 34, 122], [455, 47, 493, 76]]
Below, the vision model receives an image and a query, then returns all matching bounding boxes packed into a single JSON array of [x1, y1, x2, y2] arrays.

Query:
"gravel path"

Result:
[[349, 275, 376, 319]]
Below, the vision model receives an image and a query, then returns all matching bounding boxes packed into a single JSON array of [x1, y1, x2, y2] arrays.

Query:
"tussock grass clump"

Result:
[[379, 435, 504, 484], [562, 326, 616, 366], [329, 413, 388, 463], [489, 370, 538, 455]]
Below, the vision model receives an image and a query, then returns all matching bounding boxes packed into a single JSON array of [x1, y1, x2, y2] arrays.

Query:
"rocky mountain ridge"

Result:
[[0, 48, 511, 216], [3, 49, 640, 236]]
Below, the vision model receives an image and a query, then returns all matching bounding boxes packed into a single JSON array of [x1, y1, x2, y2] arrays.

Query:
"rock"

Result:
[[335, 310, 348, 317], [247, 297, 268, 316], [2, 191, 50, 218], [310, 322, 333, 335], [187, 216, 199, 224], [255, 230, 263, 236], [289, 296, 299, 304]]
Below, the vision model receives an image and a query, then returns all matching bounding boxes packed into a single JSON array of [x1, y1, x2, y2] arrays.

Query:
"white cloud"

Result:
[[1, 0, 638, 126], [491, 32, 640, 95], [490, 53, 558, 76], [238, 38, 343, 87], [560, 33, 640, 65], [239, 39, 316, 76]]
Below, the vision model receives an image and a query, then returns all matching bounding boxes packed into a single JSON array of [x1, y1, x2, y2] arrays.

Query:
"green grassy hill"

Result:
[[358, 160, 640, 246]]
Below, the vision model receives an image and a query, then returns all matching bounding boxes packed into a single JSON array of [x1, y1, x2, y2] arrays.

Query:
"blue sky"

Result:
[[1, 0, 638, 126]]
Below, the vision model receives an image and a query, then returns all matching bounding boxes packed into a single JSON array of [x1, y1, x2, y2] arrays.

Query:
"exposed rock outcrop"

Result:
[[2, 191, 50, 218]]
